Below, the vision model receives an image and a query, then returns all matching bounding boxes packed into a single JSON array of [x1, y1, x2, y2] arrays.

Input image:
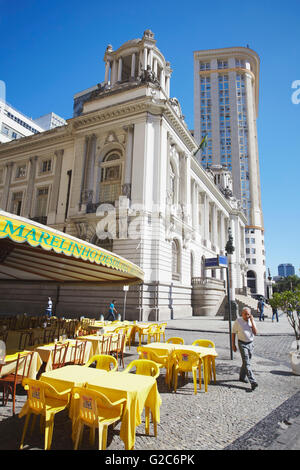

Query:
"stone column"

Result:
[[153, 58, 158, 76], [148, 48, 153, 69], [49, 149, 64, 216], [1, 162, 13, 210], [104, 61, 110, 83], [204, 194, 210, 242], [111, 59, 117, 85], [117, 57, 122, 82], [143, 48, 148, 70], [24, 156, 38, 218], [122, 125, 134, 199], [81, 134, 97, 207], [160, 68, 165, 90], [131, 53, 136, 79]]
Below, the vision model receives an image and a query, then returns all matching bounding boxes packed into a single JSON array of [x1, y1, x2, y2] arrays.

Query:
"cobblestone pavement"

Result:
[[0, 325, 299, 451]]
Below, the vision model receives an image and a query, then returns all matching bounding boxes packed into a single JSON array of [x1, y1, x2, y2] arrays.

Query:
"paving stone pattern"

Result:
[[0, 328, 299, 450]]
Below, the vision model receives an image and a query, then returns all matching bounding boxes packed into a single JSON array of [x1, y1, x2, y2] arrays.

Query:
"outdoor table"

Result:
[[0, 350, 42, 379], [79, 332, 126, 356], [140, 342, 218, 392], [34, 340, 92, 372], [39, 364, 162, 450]]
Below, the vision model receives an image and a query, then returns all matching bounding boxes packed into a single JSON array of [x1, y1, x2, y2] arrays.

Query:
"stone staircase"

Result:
[[235, 294, 272, 318]]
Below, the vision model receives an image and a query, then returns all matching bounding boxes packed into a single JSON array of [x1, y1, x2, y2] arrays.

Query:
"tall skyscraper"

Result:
[[194, 47, 265, 295], [278, 264, 295, 277]]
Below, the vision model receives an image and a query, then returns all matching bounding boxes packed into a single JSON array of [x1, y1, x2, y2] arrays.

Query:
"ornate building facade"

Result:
[[0, 31, 247, 319]]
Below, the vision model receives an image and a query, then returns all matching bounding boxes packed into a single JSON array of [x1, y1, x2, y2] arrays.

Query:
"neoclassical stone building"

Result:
[[0, 31, 247, 319]]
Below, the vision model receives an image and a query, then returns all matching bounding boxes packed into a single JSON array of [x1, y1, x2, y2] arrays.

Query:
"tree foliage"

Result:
[[270, 289, 300, 350]]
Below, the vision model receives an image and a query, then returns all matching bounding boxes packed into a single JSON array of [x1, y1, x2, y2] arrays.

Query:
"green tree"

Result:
[[271, 289, 300, 350]]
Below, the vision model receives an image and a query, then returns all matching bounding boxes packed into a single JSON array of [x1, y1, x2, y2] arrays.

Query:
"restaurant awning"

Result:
[[0, 210, 144, 284]]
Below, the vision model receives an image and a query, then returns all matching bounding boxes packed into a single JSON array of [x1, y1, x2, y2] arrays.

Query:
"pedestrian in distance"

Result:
[[257, 298, 265, 321], [232, 307, 258, 391], [106, 300, 117, 321], [45, 297, 52, 318], [272, 306, 279, 322]]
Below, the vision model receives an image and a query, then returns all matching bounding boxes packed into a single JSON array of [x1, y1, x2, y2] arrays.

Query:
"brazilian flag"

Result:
[[193, 134, 208, 156]]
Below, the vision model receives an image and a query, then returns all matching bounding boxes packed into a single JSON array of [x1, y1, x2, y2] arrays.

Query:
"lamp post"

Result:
[[225, 226, 235, 360], [123, 285, 129, 321]]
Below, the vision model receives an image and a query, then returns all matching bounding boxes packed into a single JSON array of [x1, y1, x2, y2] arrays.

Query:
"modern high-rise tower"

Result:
[[193, 47, 266, 295]]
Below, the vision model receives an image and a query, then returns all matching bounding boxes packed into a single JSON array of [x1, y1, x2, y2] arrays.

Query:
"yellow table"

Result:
[[0, 350, 42, 379], [140, 342, 218, 392], [34, 340, 92, 372], [39, 365, 162, 450]]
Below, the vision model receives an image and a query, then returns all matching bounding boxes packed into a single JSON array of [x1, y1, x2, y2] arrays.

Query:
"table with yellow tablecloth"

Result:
[[39, 365, 162, 450], [0, 350, 43, 379], [139, 342, 218, 392], [34, 340, 92, 372]]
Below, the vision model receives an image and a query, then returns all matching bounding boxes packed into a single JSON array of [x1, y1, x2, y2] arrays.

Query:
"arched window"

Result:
[[99, 151, 123, 204], [171, 239, 180, 280], [247, 270, 257, 293]]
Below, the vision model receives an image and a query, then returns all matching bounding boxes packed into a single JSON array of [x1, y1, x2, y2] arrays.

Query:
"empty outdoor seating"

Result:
[[52, 343, 69, 369], [172, 349, 201, 395], [110, 334, 126, 368], [69, 341, 87, 365], [192, 339, 216, 383], [20, 378, 72, 450], [155, 323, 167, 342], [166, 337, 184, 345], [18, 330, 34, 350], [123, 359, 159, 436], [0, 351, 34, 415], [84, 354, 118, 372], [72, 386, 126, 450]]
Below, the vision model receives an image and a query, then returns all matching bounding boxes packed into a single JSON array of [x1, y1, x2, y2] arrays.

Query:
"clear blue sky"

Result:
[[1, 0, 299, 277]]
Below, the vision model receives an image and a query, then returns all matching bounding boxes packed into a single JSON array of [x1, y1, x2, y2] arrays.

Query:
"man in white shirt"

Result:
[[232, 307, 258, 391]]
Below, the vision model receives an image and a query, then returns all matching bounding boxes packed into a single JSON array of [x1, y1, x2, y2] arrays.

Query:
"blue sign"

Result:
[[205, 255, 228, 268]]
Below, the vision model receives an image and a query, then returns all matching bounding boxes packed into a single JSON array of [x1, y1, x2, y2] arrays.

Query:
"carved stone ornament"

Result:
[[122, 183, 131, 199], [81, 189, 94, 204], [138, 66, 160, 86]]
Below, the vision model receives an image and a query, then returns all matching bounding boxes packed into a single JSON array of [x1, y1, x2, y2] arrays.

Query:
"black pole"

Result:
[[226, 265, 233, 360]]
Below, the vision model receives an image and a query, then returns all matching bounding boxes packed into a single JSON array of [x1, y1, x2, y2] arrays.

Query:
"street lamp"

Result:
[[225, 226, 235, 360], [123, 285, 129, 321]]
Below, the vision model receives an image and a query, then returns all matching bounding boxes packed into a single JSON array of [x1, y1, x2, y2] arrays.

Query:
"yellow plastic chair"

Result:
[[19, 378, 71, 450], [172, 350, 201, 395], [123, 359, 159, 379], [147, 324, 159, 344], [166, 337, 185, 345], [155, 323, 167, 342], [146, 349, 171, 387], [124, 325, 133, 350], [192, 339, 216, 383], [72, 386, 126, 450], [84, 354, 118, 372], [138, 324, 151, 346], [123, 359, 159, 436]]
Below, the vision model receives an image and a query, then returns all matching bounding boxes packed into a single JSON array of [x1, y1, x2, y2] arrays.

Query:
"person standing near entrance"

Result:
[[232, 307, 258, 391], [45, 297, 53, 318], [107, 300, 117, 321]]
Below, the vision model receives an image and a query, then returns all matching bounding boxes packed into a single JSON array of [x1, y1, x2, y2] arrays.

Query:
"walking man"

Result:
[[257, 298, 265, 321], [106, 300, 117, 321], [232, 307, 258, 391]]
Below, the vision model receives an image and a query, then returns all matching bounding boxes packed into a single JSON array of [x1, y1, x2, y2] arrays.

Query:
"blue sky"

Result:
[[1, 0, 299, 277]]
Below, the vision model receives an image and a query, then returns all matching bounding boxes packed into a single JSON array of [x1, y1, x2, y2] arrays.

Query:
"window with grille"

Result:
[[35, 187, 49, 217], [99, 152, 122, 204], [11, 192, 23, 215], [16, 165, 26, 179], [41, 159, 52, 173], [171, 240, 180, 280]]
